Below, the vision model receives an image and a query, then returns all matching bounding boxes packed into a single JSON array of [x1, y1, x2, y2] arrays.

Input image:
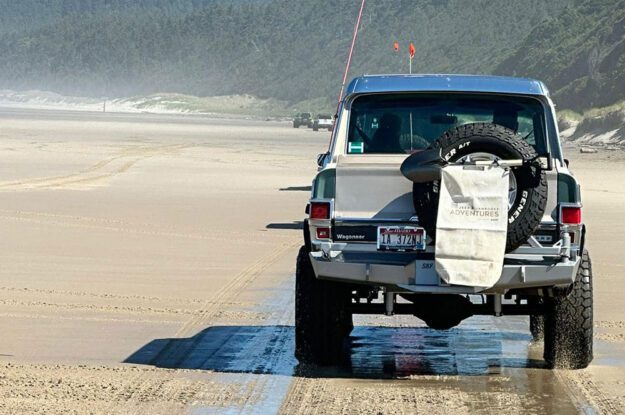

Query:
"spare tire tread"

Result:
[[413, 123, 548, 252], [508, 186, 547, 250]]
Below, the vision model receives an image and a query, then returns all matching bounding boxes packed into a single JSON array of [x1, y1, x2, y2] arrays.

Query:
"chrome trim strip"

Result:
[[334, 217, 411, 224]]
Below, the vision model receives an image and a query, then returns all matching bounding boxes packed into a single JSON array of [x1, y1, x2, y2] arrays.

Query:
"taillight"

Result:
[[310, 202, 330, 220], [561, 206, 581, 225], [316, 227, 330, 239]]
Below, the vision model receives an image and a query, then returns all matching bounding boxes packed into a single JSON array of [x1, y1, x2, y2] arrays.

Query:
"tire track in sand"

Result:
[[280, 315, 598, 414], [555, 370, 624, 414], [0, 363, 250, 415], [0, 286, 209, 305], [169, 240, 298, 339], [0, 299, 269, 322], [119, 240, 299, 412], [0, 144, 189, 190], [0, 209, 294, 244]]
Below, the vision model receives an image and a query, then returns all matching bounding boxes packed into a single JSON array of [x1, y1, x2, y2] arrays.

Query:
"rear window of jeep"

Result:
[[346, 93, 546, 154]]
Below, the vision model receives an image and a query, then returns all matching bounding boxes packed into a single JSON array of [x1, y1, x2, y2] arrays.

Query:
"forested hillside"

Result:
[[495, 0, 625, 111], [0, 1, 231, 34], [1, 0, 622, 113]]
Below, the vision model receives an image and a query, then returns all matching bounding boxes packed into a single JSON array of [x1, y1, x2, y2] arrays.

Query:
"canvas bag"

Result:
[[434, 164, 509, 288]]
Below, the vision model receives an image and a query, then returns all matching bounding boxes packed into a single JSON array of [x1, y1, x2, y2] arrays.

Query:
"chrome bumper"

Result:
[[309, 243, 580, 294]]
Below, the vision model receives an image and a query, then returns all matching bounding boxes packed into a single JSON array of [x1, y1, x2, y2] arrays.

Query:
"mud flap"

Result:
[[434, 165, 508, 287]]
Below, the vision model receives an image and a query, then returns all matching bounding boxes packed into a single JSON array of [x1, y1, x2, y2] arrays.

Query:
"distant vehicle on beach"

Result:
[[293, 112, 313, 128], [313, 114, 333, 131]]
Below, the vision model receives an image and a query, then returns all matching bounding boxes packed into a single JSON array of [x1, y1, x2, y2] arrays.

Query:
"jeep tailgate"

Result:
[[334, 154, 414, 220]]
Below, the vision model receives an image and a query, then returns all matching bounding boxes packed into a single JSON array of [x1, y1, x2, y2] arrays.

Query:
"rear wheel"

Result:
[[295, 246, 353, 365], [543, 250, 593, 369], [529, 297, 544, 341], [530, 314, 544, 342]]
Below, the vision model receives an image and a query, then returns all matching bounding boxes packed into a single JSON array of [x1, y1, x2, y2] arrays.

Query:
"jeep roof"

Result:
[[344, 74, 549, 98]]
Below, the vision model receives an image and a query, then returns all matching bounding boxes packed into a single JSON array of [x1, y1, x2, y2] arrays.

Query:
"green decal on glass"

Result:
[[348, 142, 364, 154]]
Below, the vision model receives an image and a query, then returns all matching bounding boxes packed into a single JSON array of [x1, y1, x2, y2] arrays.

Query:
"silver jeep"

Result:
[[295, 74, 592, 369]]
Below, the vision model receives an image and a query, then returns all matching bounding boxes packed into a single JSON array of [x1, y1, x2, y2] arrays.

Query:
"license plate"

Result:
[[377, 226, 426, 251]]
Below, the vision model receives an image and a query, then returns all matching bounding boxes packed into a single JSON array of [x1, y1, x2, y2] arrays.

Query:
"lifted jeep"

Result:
[[296, 74, 592, 369]]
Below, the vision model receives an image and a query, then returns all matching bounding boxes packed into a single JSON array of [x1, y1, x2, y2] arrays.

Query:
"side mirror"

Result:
[[317, 152, 330, 167], [564, 158, 570, 167]]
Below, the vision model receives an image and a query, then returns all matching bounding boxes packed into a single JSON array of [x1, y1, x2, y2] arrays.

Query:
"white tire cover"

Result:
[[435, 165, 509, 287]]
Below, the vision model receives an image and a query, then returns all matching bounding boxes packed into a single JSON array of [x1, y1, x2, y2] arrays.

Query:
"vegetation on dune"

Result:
[[0, 1, 577, 105], [0, 0, 623, 116], [118, 93, 291, 116], [557, 100, 625, 144]]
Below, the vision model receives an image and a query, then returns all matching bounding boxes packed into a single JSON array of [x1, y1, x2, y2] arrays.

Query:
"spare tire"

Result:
[[413, 123, 548, 252]]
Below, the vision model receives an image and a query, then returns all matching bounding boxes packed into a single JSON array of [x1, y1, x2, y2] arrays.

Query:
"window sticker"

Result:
[[348, 142, 364, 154]]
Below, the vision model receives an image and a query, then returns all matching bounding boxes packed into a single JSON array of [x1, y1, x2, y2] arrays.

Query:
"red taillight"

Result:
[[310, 202, 330, 220], [316, 227, 330, 239], [561, 206, 581, 225]]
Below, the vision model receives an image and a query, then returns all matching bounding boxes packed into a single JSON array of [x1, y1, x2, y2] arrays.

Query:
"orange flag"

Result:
[[394, 42, 399, 52], [409, 43, 416, 59]]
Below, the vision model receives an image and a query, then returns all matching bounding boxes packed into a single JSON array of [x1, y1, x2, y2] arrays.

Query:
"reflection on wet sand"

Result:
[[346, 325, 541, 377], [127, 314, 582, 412], [127, 315, 547, 379]]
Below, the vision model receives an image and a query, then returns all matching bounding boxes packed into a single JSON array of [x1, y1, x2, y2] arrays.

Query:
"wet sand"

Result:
[[0, 108, 623, 414]]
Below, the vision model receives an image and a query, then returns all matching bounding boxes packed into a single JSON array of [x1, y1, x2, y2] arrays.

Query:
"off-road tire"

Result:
[[295, 246, 353, 365], [303, 219, 312, 252], [413, 123, 548, 252], [530, 314, 544, 342], [529, 297, 545, 341], [543, 250, 593, 369]]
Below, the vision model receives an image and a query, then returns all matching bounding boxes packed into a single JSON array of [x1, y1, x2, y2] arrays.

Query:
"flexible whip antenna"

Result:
[[337, 0, 366, 109]]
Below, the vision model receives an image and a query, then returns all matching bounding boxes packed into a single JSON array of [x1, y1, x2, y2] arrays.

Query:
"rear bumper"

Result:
[[309, 243, 579, 294]]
